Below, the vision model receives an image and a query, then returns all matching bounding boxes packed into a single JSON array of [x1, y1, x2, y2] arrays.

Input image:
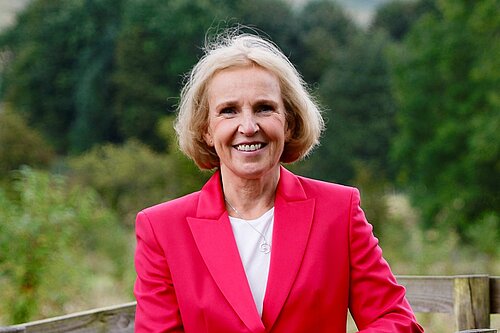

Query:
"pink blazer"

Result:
[[134, 166, 423, 332]]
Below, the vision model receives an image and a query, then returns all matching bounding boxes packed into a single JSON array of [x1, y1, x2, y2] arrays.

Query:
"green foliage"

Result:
[[0, 106, 54, 177], [302, 31, 395, 184], [156, 116, 210, 195], [351, 163, 390, 235], [371, 0, 438, 40], [381, 193, 499, 275], [465, 212, 500, 257], [225, 0, 298, 58], [294, 0, 358, 84], [112, 0, 227, 150], [68, 0, 124, 152], [0, 167, 128, 324], [0, 0, 364, 156], [0, 0, 123, 153], [68, 140, 172, 227], [68, 137, 209, 227], [390, 0, 500, 240]]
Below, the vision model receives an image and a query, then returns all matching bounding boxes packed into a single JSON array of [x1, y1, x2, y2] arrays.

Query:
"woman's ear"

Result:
[[284, 108, 294, 142], [285, 127, 292, 142], [203, 131, 214, 146]]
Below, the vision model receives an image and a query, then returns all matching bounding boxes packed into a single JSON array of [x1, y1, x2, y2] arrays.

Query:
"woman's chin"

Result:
[[221, 162, 280, 181]]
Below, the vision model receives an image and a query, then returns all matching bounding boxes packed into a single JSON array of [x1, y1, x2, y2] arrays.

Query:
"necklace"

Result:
[[225, 199, 272, 254]]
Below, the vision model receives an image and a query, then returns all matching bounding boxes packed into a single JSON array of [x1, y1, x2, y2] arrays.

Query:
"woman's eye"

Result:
[[257, 104, 274, 113], [219, 107, 236, 115]]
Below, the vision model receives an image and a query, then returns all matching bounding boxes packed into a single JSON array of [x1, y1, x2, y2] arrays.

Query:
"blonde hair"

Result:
[[175, 31, 324, 170]]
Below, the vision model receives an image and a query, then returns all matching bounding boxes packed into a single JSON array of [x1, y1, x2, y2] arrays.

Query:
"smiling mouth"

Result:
[[235, 143, 264, 152]]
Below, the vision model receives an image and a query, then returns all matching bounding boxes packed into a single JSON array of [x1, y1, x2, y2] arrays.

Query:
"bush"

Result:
[[0, 106, 54, 177], [68, 140, 184, 227], [0, 167, 128, 324]]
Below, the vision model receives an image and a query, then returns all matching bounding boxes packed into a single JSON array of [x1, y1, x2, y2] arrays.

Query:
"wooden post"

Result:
[[454, 275, 490, 331]]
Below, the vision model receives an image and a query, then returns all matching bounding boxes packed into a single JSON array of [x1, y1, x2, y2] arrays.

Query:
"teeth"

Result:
[[236, 143, 262, 151]]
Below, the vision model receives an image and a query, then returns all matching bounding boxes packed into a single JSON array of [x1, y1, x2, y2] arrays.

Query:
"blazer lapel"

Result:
[[187, 171, 265, 333], [262, 167, 315, 330]]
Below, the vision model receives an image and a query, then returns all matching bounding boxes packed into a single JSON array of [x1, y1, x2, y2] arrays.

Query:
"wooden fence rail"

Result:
[[398, 275, 499, 330], [1, 275, 498, 333]]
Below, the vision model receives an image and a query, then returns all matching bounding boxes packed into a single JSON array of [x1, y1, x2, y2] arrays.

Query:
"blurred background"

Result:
[[0, 0, 498, 331]]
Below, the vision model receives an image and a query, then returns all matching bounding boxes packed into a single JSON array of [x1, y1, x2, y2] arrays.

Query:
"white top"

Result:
[[229, 207, 274, 317]]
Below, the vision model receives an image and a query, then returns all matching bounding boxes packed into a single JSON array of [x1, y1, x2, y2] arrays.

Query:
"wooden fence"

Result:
[[398, 275, 499, 331], [1, 275, 498, 333]]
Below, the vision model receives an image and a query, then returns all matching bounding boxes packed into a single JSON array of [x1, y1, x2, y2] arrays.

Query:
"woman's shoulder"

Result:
[[290, 174, 361, 210], [296, 174, 358, 197]]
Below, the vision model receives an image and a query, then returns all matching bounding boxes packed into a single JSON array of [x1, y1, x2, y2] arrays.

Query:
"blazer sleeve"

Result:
[[347, 189, 424, 333], [134, 211, 184, 333]]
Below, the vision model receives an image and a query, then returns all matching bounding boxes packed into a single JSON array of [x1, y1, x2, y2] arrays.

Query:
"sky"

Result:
[[0, 0, 30, 31], [286, 0, 393, 26], [337, 0, 393, 26]]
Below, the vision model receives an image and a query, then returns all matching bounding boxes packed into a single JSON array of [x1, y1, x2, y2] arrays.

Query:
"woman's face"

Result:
[[204, 65, 289, 181]]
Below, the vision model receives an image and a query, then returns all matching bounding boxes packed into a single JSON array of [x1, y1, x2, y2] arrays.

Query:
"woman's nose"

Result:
[[239, 113, 259, 135]]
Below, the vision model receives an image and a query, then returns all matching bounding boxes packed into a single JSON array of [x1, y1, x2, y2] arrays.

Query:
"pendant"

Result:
[[260, 243, 271, 254]]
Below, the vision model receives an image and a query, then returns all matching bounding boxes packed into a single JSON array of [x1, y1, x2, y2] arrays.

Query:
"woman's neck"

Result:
[[220, 166, 280, 220]]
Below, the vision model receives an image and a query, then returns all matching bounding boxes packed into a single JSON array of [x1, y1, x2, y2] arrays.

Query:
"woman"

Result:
[[134, 32, 424, 333]]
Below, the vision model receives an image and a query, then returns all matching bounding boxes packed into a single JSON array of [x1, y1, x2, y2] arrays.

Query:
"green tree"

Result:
[[302, 31, 396, 185], [0, 0, 124, 153], [371, 0, 438, 41], [113, 0, 226, 150], [224, 0, 298, 59], [68, 0, 125, 152], [0, 167, 128, 324], [390, 0, 499, 241], [294, 0, 358, 84]]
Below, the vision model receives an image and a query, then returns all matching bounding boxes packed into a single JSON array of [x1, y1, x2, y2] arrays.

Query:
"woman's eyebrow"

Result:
[[214, 100, 238, 110], [254, 99, 279, 106]]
